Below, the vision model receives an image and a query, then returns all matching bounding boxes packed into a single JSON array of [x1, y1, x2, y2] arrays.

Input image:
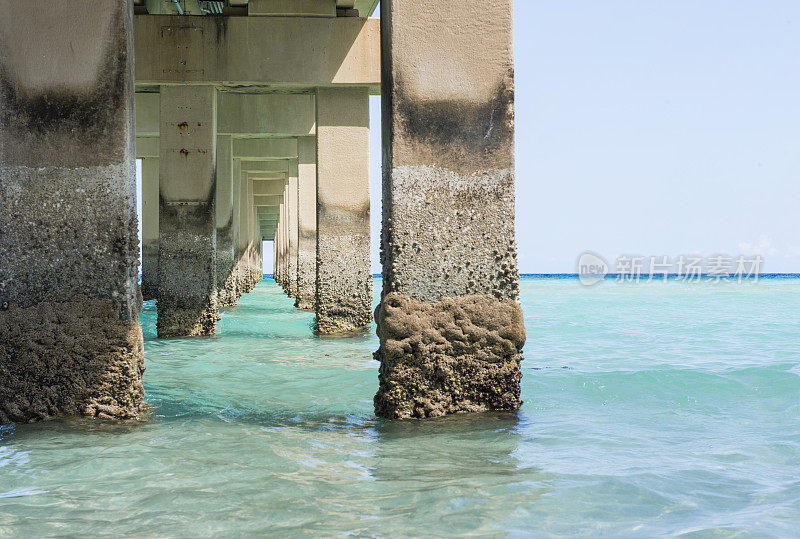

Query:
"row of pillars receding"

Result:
[[0, 0, 524, 424], [138, 86, 371, 338]]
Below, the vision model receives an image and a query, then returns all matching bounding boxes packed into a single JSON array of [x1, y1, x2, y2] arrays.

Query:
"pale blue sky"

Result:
[[139, 2, 800, 274]]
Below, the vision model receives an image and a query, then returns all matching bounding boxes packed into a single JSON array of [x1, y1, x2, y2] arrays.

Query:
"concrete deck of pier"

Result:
[[0, 0, 523, 424]]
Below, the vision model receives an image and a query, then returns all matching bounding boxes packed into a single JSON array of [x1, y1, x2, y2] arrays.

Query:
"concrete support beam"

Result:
[[233, 138, 297, 161], [252, 179, 286, 196], [374, 0, 525, 419], [0, 1, 144, 423], [219, 94, 316, 137], [249, 0, 336, 17], [134, 16, 380, 92], [141, 157, 159, 300], [136, 93, 315, 139], [295, 137, 317, 310], [315, 87, 372, 333], [216, 135, 237, 307], [157, 86, 219, 337], [241, 160, 289, 173]]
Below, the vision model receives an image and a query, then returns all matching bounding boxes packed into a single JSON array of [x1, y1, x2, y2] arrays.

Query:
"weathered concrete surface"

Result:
[[216, 135, 237, 306], [315, 87, 372, 333], [141, 157, 159, 300], [374, 294, 525, 419], [157, 86, 219, 337], [374, 0, 524, 418], [0, 1, 144, 423], [134, 16, 380, 92], [295, 137, 317, 310]]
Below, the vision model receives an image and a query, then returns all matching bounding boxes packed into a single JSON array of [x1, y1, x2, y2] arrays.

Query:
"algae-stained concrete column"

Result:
[[278, 195, 287, 290], [216, 135, 237, 306], [374, 0, 525, 419], [315, 88, 372, 333], [157, 86, 219, 337], [0, 1, 144, 424], [231, 157, 243, 299], [287, 161, 299, 298], [141, 157, 160, 300], [247, 175, 262, 287], [234, 158, 258, 295], [295, 137, 317, 310]]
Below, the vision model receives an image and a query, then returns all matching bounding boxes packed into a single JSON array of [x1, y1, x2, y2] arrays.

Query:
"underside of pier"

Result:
[[0, 0, 523, 424]]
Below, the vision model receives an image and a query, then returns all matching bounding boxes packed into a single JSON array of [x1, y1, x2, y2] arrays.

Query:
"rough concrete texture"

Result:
[[141, 247, 159, 301], [376, 0, 523, 418], [0, 1, 143, 423], [373, 293, 525, 419], [216, 232, 237, 306], [295, 137, 317, 310], [157, 204, 220, 337], [316, 213, 373, 333], [315, 87, 372, 333], [0, 297, 145, 424]]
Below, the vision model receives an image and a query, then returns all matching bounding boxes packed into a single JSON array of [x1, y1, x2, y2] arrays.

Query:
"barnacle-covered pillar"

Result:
[[215, 135, 237, 306], [374, 0, 526, 419], [315, 87, 372, 333], [286, 160, 299, 298], [295, 136, 317, 310], [0, 1, 144, 423], [157, 86, 219, 337]]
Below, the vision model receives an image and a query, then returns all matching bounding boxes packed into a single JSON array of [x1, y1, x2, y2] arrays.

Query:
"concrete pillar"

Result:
[[231, 157, 244, 299], [278, 196, 287, 290], [248, 176, 263, 286], [0, 1, 144, 423], [315, 87, 372, 333], [374, 0, 525, 419], [215, 135, 237, 306], [287, 160, 299, 298], [295, 137, 317, 310], [234, 158, 258, 295], [157, 86, 219, 337], [141, 157, 160, 300]]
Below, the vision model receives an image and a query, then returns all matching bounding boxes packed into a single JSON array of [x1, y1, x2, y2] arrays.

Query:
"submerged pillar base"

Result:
[[373, 293, 525, 419], [0, 297, 145, 424]]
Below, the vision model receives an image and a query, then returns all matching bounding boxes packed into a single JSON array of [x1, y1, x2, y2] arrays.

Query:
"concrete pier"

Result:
[[157, 86, 219, 337], [0, 2, 144, 423], [295, 137, 317, 310], [287, 162, 299, 298], [315, 88, 372, 333], [374, 0, 526, 418], [1, 0, 524, 424]]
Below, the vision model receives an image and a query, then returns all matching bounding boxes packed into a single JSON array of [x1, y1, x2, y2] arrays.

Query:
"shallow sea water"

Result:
[[1, 276, 799, 536]]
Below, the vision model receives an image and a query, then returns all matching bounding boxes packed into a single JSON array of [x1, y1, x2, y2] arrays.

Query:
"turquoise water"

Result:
[[1, 277, 799, 536]]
